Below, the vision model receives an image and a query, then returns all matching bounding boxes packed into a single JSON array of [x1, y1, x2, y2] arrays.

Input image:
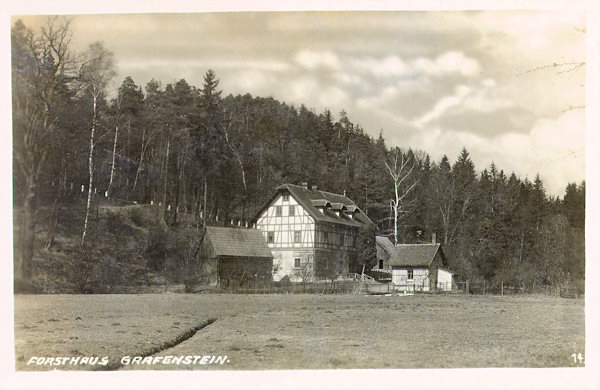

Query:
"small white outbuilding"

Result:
[[373, 236, 456, 292]]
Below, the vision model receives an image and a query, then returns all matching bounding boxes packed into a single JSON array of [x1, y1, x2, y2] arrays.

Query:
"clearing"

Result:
[[14, 293, 584, 370]]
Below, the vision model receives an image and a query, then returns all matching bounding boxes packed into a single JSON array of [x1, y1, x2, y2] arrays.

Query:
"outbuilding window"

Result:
[[378, 259, 384, 269], [282, 194, 289, 201], [294, 231, 302, 243], [289, 205, 295, 216], [407, 269, 414, 280], [267, 232, 274, 243], [275, 206, 282, 216], [294, 258, 301, 268]]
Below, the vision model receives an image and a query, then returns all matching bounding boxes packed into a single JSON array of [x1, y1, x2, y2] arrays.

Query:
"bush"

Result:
[[130, 205, 153, 227]]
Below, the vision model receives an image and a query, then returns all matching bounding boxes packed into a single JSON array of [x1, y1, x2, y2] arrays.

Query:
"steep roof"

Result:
[[204, 226, 273, 259], [376, 236, 444, 267], [376, 236, 396, 254], [255, 183, 373, 228]]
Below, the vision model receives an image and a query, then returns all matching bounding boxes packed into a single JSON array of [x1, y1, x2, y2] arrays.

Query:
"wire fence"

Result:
[[454, 281, 582, 297], [202, 279, 583, 297]]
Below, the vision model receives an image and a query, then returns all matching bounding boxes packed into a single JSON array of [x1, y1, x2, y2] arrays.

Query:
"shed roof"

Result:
[[204, 226, 273, 259], [376, 236, 444, 267], [254, 183, 374, 228]]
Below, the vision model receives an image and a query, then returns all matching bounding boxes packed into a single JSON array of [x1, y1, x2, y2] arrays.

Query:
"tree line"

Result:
[[12, 18, 584, 291]]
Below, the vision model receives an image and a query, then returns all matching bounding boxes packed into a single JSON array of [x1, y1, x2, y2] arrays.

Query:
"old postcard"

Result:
[[3, 1, 598, 389]]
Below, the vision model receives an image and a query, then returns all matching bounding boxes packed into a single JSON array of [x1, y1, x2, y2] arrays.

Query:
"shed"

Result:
[[201, 226, 273, 288]]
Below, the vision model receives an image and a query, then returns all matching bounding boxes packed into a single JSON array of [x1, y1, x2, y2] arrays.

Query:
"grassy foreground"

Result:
[[14, 293, 585, 370]]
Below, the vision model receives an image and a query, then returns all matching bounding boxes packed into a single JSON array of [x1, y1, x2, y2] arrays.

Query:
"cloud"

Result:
[[414, 51, 481, 77], [413, 85, 471, 127], [404, 109, 584, 196], [288, 76, 349, 109], [223, 69, 279, 97], [294, 49, 341, 71], [352, 55, 408, 78], [350, 51, 480, 80]]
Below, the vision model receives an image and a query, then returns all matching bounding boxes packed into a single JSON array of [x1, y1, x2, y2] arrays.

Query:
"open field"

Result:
[[14, 293, 584, 370]]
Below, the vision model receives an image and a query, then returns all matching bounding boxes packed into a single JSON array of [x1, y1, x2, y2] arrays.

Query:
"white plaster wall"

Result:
[[272, 249, 315, 282], [256, 194, 316, 281], [392, 268, 430, 291], [437, 269, 454, 291]]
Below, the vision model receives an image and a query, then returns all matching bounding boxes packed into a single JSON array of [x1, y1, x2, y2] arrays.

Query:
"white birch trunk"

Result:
[[107, 124, 118, 197], [132, 127, 145, 191], [81, 93, 97, 247]]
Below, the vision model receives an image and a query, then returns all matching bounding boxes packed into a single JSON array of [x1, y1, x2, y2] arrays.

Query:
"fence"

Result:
[[454, 281, 582, 297], [214, 279, 363, 294], [189, 278, 583, 296]]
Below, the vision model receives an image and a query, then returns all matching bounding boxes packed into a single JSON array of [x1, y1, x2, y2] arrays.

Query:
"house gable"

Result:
[[254, 192, 316, 249], [252, 183, 373, 229]]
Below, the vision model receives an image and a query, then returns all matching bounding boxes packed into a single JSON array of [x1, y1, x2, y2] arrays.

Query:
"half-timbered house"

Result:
[[252, 183, 373, 282]]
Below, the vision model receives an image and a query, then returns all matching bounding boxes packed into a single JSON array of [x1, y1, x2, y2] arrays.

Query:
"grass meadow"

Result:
[[14, 293, 585, 370]]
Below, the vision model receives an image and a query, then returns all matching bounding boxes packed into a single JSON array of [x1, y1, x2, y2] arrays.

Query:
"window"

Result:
[[294, 231, 302, 243], [407, 269, 414, 280], [378, 259, 384, 270], [282, 194, 289, 201], [289, 205, 295, 216], [267, 232, 274, 243], [323, 231, 329, 244], [275, 206, 282, 217], [294, 258, 301, 268]]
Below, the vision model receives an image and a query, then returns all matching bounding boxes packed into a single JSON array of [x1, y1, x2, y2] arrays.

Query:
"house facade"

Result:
[[253, 183, 373, 282], [374, 236, 455, 292]]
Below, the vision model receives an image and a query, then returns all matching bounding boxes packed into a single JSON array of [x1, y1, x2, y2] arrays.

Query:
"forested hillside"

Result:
[[12, 18, 584, 293]]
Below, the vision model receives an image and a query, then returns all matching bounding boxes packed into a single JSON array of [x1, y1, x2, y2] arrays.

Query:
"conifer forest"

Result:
[[11, 18, 585, 293]]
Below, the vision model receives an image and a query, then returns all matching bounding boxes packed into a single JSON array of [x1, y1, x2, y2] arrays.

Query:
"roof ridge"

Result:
[[284, 183, 351, 201], [395, 243, 438, 246]]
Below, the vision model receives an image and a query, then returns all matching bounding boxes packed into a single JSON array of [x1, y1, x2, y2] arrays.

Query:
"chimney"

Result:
[[301, 182, 308, 189], [432, 232, 437, 244], [311, 185, 318, 191]]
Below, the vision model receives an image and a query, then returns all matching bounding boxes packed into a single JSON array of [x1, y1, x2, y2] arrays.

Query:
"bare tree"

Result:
[[292, 261, 314, 290], [12, 17, 78, 281], [384, 147, 418, 245], [107, 94, 121, 198], [79, 42, 115, 247]]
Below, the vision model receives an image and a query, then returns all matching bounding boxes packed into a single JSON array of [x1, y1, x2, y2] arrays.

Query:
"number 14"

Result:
[[570, 353, 584, 364]]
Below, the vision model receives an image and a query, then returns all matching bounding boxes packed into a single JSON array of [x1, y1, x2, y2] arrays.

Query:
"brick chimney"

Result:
[[311, 185, 318, 191], [432, 232, 437, 244], [301, 182, 308, 189]]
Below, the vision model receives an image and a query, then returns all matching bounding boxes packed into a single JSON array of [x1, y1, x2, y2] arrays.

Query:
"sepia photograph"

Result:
[[3, 1, 598, 389]]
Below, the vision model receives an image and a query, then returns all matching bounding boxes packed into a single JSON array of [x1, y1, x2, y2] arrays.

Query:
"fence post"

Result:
[[501, 281, 504, 296], [483, 280, 486, 295], [466, 280, 470, 294]]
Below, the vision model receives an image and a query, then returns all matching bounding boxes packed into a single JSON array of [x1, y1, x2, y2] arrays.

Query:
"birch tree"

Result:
[[79, 42, 115, 247], [385, 147, 418, 245]]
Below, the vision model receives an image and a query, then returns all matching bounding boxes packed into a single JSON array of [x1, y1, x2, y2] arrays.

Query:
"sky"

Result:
[[14, 10, 586, 197]]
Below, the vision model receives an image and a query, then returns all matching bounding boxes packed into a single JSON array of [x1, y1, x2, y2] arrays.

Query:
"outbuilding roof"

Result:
[[376, 236, 445, 267], [204, 226, 273, 259], [253, 183, 374, 228]]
